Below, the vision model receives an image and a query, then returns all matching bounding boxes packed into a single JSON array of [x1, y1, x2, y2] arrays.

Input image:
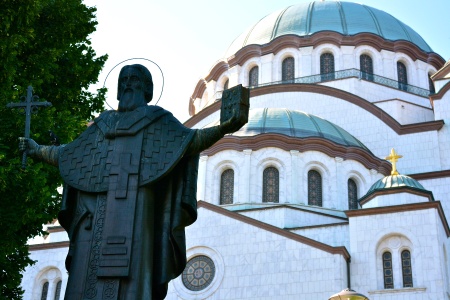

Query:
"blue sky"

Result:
[[83, 0, 450, 121]]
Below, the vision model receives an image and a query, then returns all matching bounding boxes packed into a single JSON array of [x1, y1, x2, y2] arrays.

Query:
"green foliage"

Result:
[[0, 0, 107, 298]]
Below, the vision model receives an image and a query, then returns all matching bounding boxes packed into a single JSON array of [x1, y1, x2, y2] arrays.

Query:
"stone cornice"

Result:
[[200, 133, 392, 176], [185, 84, 444, 136], [226, 32, 445, 70], [345, 202, 450, 237], [287, 222, 349, 231], [430, 81, 450, 102], [189, 79, 207, 115], [205, 61, 229, 82], [46, 225, 65, 234], [358, 187, 435, 206], [408, 169, 450, 181], [198, 201, 351, 261], [431, 61, 450, 80], [28, 241, 69, 251], [235, 204, 348, 220], [189, 32, 445, 116]]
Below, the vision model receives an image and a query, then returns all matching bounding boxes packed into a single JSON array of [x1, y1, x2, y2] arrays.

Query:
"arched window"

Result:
[[54, 280, 62, 300], [263, 167, 279, 203], [282, 57, 295, 82], [220, 169, 234, 205], [360, 54, 374, 81], [348, 179, 358, 210], [397, 61, 408, 91], [41, 282, 49, 300], [308, 170, 322, 206], [223, 79, 229, 91], [383, 251, 394, 289], [428, 74, 435, 94], [249, 66, 259, 87], [320, 53, 335, 81], [401, 250, 413, 287]]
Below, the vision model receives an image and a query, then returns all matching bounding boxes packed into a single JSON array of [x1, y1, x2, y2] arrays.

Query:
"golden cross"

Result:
[[385, 148, 403, 175]]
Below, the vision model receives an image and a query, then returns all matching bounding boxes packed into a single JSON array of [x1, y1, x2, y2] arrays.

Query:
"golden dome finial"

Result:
[[385, 148, 403, 175]]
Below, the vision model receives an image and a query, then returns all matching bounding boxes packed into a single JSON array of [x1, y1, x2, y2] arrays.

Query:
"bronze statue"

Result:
[[20, 64, 249, 299]]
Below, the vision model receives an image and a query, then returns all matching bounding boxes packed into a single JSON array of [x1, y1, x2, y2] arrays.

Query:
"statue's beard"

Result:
[[118, 89, 145, 112]]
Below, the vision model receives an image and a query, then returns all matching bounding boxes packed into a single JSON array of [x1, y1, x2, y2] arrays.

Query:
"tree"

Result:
[[0, 1, 107, 298]]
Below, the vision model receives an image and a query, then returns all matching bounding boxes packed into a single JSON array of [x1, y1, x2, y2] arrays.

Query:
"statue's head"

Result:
[[117, 64, 153, 111]]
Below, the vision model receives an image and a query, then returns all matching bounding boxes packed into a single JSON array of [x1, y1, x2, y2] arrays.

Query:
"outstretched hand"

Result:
[[220, 113, 244, 134], [19, 137, 39, 156]]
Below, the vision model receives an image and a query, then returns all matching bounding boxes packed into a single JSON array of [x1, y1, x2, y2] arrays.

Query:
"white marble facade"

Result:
[[21, 1, 450, 299]]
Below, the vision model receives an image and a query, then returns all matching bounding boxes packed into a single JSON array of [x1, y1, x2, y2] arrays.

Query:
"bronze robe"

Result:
[[57, 106, 199, 299]]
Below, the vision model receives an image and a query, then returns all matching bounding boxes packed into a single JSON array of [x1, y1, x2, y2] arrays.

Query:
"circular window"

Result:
[[182, 255, 215, 291]]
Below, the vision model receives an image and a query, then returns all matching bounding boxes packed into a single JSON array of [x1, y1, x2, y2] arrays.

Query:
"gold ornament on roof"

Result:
[[385, 148, 403, 175]]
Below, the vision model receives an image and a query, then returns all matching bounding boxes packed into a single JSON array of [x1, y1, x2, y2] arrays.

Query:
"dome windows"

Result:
[[397, 61, 408, 91], [360, 54, 374, 81], [308, 170, 322, 206], [348, 179, 358, 210], [263, 167, 279, 203], [249, 66, 259, 87], [320, 53, 335, 81], [282, 57, 295, 82], [219, 169, 234, 205], [428, 73, 435, 94], [223, 79, 229, 91]]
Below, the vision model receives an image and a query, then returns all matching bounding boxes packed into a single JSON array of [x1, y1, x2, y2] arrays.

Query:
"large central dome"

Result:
[[206, 108, 370, 151], [226, 1, 432, 57]]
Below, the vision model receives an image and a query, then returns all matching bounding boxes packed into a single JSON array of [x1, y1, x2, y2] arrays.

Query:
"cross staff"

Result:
[[7, 85, 52, 169]]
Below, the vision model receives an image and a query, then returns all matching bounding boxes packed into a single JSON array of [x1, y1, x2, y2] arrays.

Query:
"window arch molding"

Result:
[[372, 230, 421, 290], [273, 48, 300, 81], [241, 59, 260, 87], [393, 54, 416, 86], [212, 160, 239, 206], [256, 157, 286, 203], [312, 44, 341, 75], [303, 161, 330, 206], [354, 46, 382, 75], [216, 74, 230, 92]]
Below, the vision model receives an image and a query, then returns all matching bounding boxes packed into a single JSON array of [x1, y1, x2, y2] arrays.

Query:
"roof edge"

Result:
[[345, 201, 450, 237], [198, 200, 351, 261]]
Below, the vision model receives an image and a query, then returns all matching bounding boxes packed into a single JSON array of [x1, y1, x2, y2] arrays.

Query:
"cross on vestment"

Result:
[[6, 86, 52, 169], [109, 152, 140, 199]]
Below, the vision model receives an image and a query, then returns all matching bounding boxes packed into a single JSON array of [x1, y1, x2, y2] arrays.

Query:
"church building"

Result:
[[21, 1, 450, 299]]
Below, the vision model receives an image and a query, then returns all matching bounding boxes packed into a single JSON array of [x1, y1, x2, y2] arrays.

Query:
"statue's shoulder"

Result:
[[92, 110, 119, 135], [144, 105, 171, 120], [145, 105, 187, 128]]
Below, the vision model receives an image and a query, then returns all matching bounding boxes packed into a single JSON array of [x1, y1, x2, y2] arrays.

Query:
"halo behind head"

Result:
[[117, 64, 153, 103]]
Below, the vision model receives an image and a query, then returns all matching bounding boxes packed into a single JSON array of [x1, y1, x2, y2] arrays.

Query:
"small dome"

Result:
[[226, 1, 432, 57], [207, 108, 369, 150], [361, 174, 433, 202]]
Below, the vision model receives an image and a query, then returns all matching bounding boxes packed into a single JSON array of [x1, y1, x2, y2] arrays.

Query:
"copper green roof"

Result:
[[226, 1, 432, 57], [360, 174, 434, 202], [207, 108, 369, 150]]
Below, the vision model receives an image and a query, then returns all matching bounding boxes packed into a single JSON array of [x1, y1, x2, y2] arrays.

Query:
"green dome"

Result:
[[360, 174, 433, 202], [367, 174, 426, 192], [207, 108, 369, 150], [226, 1, 432, 57]]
